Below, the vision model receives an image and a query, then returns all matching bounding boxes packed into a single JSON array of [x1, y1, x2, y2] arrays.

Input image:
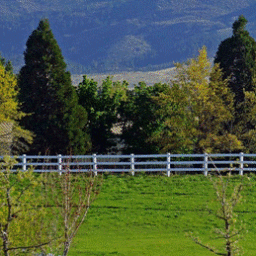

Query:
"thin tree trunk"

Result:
[[226, 219, 231, 256], [63, 241, 71, 256], [3, 187, 11, 256]]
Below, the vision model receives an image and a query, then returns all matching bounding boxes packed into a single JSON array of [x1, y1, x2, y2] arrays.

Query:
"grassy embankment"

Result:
[[67, 173, 256, 256]]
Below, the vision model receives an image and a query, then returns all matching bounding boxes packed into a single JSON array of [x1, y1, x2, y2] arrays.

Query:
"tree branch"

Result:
[[7, 235, 62, 252]]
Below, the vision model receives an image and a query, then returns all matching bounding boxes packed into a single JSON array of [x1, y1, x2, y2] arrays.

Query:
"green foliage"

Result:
[[0, 55, 13, 74], [215, 15, 256, 153], [0, 156, 103, 256], [148, 83, 195, 153], [120, 82, 169, 154], [214, 15, 256, 106], [18, 19, 90, 155], [234, 90, 256, 153], [0, 156, 59, 256], [77, 75, 128, 153]]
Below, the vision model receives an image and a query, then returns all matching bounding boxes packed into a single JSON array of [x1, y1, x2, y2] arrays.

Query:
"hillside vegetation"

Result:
[[1, 0, 256, 73]]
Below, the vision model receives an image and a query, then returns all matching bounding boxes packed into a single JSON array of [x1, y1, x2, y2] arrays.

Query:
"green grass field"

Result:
[[67, 173, 256, 255]]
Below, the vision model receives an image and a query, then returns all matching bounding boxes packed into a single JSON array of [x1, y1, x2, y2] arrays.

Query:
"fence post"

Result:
[[131, 154, 135, 176], [240, 152, 244, 176], [167, 153, 171, 177], [22, 154, 26, 172], [58, 154, 62, 175], [204, 153, 208, 176], [93, 154, 97, 176]]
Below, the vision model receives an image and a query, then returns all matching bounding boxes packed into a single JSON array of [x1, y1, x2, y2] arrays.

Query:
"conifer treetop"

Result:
[[232, 15, 248, 36], [24, 18, 66, 71]]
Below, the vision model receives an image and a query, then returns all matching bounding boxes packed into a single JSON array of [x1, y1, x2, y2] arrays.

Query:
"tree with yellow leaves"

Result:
[[0, 156, 63, 256], [0, 58, 32, 155], [148, 83, 196, 154], [151, 46, 242, 153]]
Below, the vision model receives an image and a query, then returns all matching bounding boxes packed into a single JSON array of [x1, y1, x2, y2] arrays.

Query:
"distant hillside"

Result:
[[1, 0, 256, 74]]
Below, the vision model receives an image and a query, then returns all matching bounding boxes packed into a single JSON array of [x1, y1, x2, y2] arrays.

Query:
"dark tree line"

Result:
[[1, 15, 256, 156]]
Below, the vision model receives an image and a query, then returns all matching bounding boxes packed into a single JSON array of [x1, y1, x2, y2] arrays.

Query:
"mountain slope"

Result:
[[1, 0, 256, 74]]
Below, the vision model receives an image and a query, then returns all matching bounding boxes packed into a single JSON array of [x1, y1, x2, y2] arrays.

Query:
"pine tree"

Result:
[[215, 15, 256, 151], [214, 15, 256, 106], [18, 19, 90, 155]]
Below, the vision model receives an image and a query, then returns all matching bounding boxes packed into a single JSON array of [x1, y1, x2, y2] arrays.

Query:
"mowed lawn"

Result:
[[68, 173, 256, 255]]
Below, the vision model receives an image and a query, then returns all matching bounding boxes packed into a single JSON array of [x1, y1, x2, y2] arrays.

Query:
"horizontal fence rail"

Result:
[[1, 152, 256, 176]]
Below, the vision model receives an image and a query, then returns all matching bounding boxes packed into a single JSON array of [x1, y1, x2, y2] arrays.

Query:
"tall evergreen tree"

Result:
[[18, 19, 90, 155], [215, 15, 256, 152], [214, 15, 256, 106]]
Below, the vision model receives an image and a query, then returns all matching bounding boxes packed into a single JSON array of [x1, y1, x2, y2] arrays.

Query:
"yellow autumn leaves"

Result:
[[151, 46, 243, 154], [0, 62, 20, 122], [0, 61, 32, 154]]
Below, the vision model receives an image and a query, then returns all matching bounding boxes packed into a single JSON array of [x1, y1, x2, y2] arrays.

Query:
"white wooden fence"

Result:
[[1, 152, 256, 176]]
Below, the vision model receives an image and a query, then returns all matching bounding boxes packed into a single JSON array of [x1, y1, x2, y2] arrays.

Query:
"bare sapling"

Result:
[[189, 159, 249, 256], [47, 159, 103, 256]]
